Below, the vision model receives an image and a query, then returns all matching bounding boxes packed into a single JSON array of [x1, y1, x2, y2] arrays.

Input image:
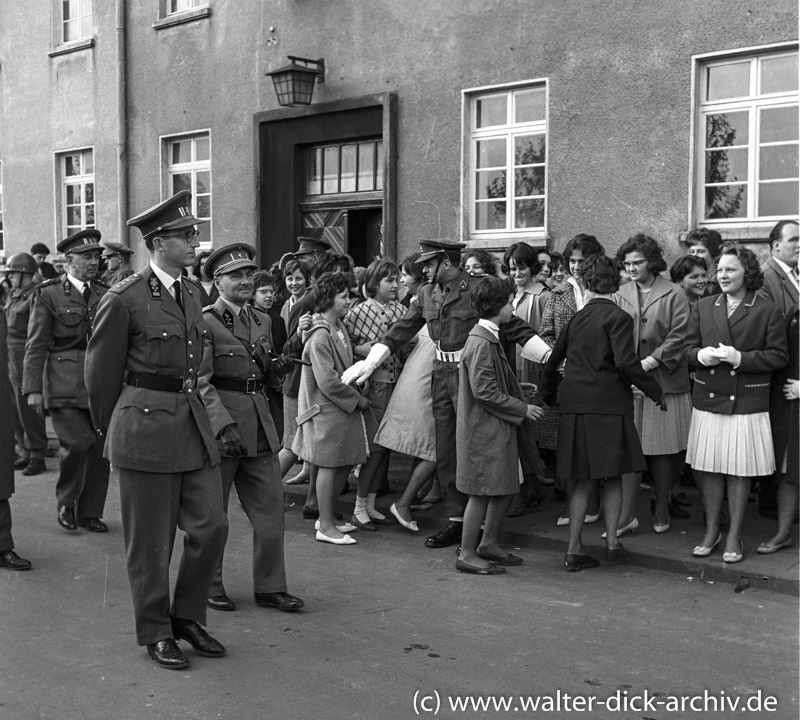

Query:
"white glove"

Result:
[[341, 343, 390, 385], [712, 344, 741, 367], [697, 346, 721, 366], [641, 356, 659, 372]]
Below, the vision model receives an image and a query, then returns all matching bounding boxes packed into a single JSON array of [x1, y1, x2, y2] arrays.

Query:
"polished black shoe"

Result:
[[301, 506, 319, 520], [147, 638, 189, 670], [170, 617, 225, 657], [207, 594, 236, 611], [604, 543, 627, 562], [57, 504, 77, 531], [13, 456, 30, 470], [22, 458, 46, 476], [77, 517, 108, 533], [424, 521, 463, 549], [564, 553, 600, 571], [254, 591, 305, 612], [0, 549, 32, 571]]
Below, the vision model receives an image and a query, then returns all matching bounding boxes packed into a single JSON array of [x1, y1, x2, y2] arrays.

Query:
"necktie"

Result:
[[173, 282, 184, 312], [82, 285, 91, 304], [240, 308, 250, 330]]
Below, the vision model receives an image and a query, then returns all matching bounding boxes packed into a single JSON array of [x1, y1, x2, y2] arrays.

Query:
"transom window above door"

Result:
[[305, 140, 384, 196]]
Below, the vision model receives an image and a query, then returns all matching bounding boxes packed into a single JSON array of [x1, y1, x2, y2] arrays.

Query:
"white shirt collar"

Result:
[[150, 260, 180, 292], [567, 276, 587, 310], [773, 256, 799, 285], [477, 318, 500, 339], [66, 273, 85, 294]]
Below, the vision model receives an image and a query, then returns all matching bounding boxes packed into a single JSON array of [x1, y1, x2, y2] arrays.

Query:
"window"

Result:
[[466, 83, 547, 241], [61, 0, 92, 43], [165, 133, 211, 247], [695, 47, 798, 232], [305, 140, 383, 196], [59, 149, 95, 237], [169, 0, 205, 12], [0, 161, 4, 254]]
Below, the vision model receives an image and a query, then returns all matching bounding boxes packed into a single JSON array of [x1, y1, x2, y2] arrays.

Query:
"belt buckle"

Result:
[[183, 376, 196, 392], [246, 377, 257, 394]]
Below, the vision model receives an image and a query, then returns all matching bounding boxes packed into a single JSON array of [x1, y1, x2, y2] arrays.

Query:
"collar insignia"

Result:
[[63, 279, 71, 295], [148, 275, 162, 299], [250, 308, 262, 326], [221, 308, 235, 330]]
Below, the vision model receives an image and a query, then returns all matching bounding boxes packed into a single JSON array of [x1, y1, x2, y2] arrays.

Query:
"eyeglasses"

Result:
[[161, 230, 200, 244], [623, 259, 648, 269]]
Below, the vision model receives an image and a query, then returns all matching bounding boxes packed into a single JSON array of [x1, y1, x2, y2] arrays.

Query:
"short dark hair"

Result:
[[582, 253, 619, 294], [563, 234, 604, 270], [719, 243, 763, 291], [400, 252, 425, 284], [470, 276, 516, 319], [252, 270, 276, 291], [314, 272, 351, 312], [30, 243, 50, 256], [462, 249, 499, 276], [549, 250, 563, 269], [616, 233, 668, 275], [501, 242, 542, 276], [314, 253, 353, 279], [363, 258, 399, 298], [669, 255, 707, 284], [283, 259, 311, 284], [769, 219, 799, 250], [682, 228, 723, 259]]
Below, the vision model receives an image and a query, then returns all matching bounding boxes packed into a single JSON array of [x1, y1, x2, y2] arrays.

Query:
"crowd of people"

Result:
[[0, 190, 797, 668]]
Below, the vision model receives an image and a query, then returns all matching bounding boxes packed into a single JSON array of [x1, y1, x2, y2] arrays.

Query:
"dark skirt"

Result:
[[557, 413, 646, 481]]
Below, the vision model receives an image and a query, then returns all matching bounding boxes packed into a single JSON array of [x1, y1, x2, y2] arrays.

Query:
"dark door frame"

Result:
[[254, 93, 397, 267]]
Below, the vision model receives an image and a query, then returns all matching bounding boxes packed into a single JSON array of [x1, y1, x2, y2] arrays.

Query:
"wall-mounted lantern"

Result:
[[266, 56, 325, 107]]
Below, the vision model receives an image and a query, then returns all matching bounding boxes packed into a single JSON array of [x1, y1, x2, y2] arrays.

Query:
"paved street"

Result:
[[1, 460, 798, 720]]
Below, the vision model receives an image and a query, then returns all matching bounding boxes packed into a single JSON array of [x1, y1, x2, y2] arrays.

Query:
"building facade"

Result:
[[0, 1, 797, 267]]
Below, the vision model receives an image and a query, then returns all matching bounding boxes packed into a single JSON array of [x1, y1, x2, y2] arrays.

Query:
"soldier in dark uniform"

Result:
[[0, 306, 32, 571], [85, 191, 227, 671], [344, 240, 552, 548], [22, 230, 110, 533], [3, 253, 48, 476], [198, 243, 303, 613], [101, 241, 135, 286]]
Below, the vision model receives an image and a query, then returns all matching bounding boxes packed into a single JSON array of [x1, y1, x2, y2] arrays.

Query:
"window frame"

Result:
[[154, 0, 211, 29], [462, 78, 549, 247], [161, 130, 213, 250], [55, 148, 96, 240], [690, 42, 799, 241]]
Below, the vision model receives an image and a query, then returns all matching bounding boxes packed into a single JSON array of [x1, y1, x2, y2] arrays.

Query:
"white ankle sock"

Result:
[[354, 496, 370, 523], [366, 492, 385, 520]]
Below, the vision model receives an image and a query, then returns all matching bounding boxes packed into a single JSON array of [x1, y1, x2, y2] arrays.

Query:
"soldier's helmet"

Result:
[[3, 253, 38, 275]]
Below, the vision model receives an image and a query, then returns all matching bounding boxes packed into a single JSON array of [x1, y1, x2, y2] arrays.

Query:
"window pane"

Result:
[[85, 205, 95, 226], [706, 61, 750, 101], [706, 112, 749, 147], [705, 185, 748, 219], [515, 167, 545, 197], [323, 146, 338, 194], [759, 145, 799, 180], [65, 155, 81, 176], [475, 200, 506, 230], [475, 170, 506, 200], [375, 141, 384, 191], [172, 140, 191, 165], [63, 19, 77, 42], [760, 54, 798, 95], [758, 181, 799, 216], [515, 135, 545, 165], [66, 184, 81, 204], [515, 198, 545, 228], [340, 144, 356, 193], [195, 136, 210, 162], [63, 0, 74, 21], [476, 95, 507, 128], [476, 138, 506, 169], [68, 207, 82, 226], [514, 88, 546, 123], [705, 148, 748, 182], [85, 184, 94, 203], [83, 150, 93, 174], [196, 196, 211, 218], [172, 173, 191, 194], [196, 171, 210, 194], [357, 143, 375, 191], [760, 106, 799, 144], [306, 148, 322, 195]]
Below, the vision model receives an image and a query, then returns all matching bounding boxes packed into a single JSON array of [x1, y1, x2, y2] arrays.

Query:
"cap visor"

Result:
[[415, 251, 444, 263]]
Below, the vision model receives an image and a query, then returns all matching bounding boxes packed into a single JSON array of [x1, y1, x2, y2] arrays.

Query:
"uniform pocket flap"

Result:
[[146, 324, 183, 341], [55, 305, 86, 327], [214, 344, 249, 359], [119, 393, 178, 416]]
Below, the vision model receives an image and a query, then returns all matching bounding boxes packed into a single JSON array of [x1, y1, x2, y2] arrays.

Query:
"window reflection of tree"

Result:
[[481, 136, 545, 226], [705, 114, 745, 218]]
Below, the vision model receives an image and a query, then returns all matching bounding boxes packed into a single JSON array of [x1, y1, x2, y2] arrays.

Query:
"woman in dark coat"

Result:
[[542, 254, 665, 571]]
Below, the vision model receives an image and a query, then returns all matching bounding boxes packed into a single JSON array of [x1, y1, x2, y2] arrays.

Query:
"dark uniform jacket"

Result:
[[4, 281, 38, 345], [198, 299, 281, 456], [22, 276, 106, 409], [85, 267, 220, 473], [686, 291, 788, 416], [0, 309, 15, 500]]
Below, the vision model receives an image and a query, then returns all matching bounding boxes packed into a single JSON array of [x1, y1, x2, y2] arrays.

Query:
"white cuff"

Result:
[[520, 335, 551, 364]]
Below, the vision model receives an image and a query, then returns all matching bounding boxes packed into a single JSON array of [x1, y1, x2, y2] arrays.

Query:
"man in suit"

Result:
[[199, 244, 303, 613], [23, 230, 109, 533], [101, 241, 135, 286], [85, 191, 227, 670]]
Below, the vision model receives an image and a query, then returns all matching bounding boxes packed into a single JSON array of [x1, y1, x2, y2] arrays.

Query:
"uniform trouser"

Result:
[[49, 408, 109, 519], [8, 343, 47, 459], [118, 464, 227, 646], [0, 499, 13, 552], [210, 450, 287, 597], [431, 362, 469, 519]]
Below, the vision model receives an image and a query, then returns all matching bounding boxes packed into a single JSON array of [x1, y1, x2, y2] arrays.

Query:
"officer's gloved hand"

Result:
[[271, 354, 296, 376], [218, 424, 247, 457]]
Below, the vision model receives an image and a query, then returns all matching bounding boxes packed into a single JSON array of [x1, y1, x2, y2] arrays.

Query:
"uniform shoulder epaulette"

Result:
[[37, 277, 61, 289], [183, 276, 201, 291], [108, 273, 143, 294], [202, 304, 216, 313], [94, 279, 110, 289]]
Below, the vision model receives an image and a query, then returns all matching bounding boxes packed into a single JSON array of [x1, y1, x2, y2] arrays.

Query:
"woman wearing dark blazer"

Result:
[[542, 255, 664, 571], [686, 244, 788, 563]]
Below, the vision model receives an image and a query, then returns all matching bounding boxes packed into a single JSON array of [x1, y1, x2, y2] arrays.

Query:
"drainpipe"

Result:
[[115, 0, 128, 246]]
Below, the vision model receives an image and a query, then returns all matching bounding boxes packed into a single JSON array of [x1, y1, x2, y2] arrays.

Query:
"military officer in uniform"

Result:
[[198, 243, 304, 613], [101, 241, 135, 286], [344, 240, 552, 548], [23, 230, 110, 532], [3, 253, 48, 476], [85, 191, 227, 671]]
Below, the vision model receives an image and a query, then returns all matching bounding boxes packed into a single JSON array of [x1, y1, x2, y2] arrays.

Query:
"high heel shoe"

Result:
[[601, 517, 639, 539], [722, 540, 743, 564], [692, 533, 722, 557]]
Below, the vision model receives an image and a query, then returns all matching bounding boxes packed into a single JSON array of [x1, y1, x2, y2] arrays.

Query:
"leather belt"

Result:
[[211, 376, 264, 395], [435, 347, 463, 364], [125, 371, 197, 392]]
